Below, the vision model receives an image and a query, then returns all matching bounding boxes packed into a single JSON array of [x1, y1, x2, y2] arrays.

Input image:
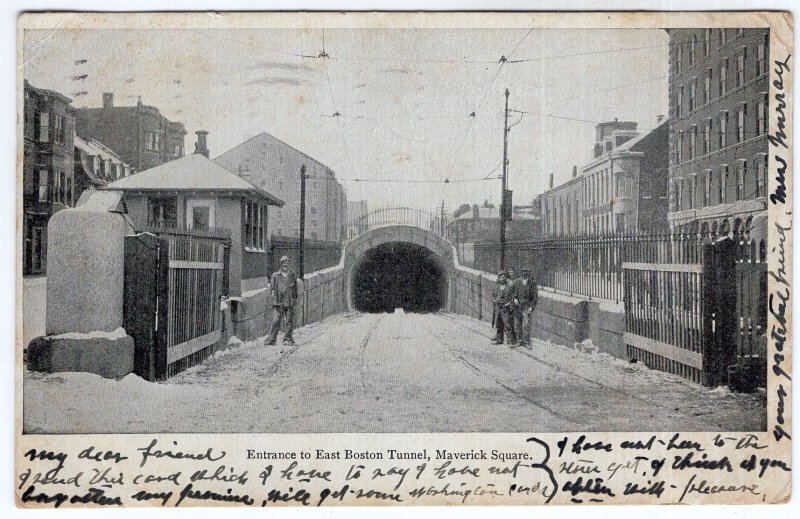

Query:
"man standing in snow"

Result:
[[267, 255, 298, 346], [511, 267, 537, 349], [491, 270, 516, 346]]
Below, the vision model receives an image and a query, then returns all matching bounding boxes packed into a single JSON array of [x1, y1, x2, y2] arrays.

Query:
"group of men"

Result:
[[264, 255, 539, 350], [491, 267, 538, 349]]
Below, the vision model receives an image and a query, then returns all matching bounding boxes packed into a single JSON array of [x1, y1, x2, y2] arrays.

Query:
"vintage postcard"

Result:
[[15, 11, 792, 508]]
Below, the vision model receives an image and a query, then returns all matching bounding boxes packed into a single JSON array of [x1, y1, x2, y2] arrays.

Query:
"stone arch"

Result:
[[341, 225, 456, 312]]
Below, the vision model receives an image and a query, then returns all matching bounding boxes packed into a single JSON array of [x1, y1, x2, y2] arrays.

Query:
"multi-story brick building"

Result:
[[666, 28, 770, 238], [214, 132, 347, 242], [23, 80, 77, 276], [76, 93, 186, 172], [538, 118, 669, 237]]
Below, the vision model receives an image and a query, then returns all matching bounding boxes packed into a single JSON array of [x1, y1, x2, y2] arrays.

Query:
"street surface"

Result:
[[24, 311, 766, 433]]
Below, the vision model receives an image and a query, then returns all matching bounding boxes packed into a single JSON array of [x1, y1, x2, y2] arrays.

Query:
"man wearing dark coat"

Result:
[[491, 270, 517, 345], [511, 267, 538, 349], [267, 255, 298, 346]]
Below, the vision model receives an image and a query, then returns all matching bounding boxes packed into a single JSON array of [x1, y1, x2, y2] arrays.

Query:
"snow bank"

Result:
[[49, 327, 127, 341]]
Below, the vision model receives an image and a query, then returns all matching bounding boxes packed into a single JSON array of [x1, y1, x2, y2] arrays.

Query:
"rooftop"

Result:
[[103, 153, 284, 206]]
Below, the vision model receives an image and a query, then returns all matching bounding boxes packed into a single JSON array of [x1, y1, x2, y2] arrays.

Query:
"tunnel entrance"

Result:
[[351, 242, 448, 313]]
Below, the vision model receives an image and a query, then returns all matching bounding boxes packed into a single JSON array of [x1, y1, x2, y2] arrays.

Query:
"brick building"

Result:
[[447, 204, 541, 243], [23, 80, 77, 276], [76, 93, 186, 172], [666, 28, 770, 238], [539, 118, 669, 237], [214, 132, 347, 242]]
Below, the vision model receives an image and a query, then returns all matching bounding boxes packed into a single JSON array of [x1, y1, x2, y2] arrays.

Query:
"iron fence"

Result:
[[469, 232, 724, 303], [125, 226, 231, 381]]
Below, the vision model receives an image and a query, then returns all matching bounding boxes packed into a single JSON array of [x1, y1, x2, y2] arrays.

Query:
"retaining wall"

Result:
[[450, 262, 627, 360]]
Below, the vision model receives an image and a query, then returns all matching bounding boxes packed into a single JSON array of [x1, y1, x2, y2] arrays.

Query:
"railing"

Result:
[[346, 205, 448, 240], [468, 231, 730, 303], [164, 232, 228, 378], [267, 237, 342, 277]]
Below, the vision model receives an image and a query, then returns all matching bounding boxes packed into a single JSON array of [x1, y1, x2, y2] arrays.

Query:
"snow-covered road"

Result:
[[23, 311, 766, 433]]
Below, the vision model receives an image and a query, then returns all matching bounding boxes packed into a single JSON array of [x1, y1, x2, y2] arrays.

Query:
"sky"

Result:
[[22, 28, 669, 213]]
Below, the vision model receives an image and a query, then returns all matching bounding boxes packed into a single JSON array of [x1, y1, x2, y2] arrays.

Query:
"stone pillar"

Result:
[[46, 191, 130, 334], [28, 191, 136, 379]]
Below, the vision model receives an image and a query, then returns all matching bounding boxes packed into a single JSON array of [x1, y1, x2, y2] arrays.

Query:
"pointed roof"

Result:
[[103, 153, 284, 205]]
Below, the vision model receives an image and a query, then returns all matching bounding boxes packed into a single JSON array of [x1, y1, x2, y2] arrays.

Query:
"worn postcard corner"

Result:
[[15, 10, 792, 509]]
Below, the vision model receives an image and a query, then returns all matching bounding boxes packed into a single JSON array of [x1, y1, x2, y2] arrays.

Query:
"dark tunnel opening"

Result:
[[351, 242, 448, 313]]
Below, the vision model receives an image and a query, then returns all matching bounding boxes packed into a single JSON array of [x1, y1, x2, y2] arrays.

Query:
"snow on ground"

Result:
[[22, 311, 765, 434]]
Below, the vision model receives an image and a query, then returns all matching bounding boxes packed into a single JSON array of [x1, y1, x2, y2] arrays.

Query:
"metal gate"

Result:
[[622, 236, 767, 388], [124, 228, 230, 381]]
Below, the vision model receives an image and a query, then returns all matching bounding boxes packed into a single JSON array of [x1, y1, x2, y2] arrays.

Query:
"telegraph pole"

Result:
[[500, 88, 510, 270], [299, 164, 306, 279]]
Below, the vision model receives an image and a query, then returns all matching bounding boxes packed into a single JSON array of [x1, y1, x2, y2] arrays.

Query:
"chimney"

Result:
[[572, 165, 577, 178], [102, 92, 113, 109], [549, 173, 554, 190], [656, 114, 666, 125], [194, 130, 209, 158]]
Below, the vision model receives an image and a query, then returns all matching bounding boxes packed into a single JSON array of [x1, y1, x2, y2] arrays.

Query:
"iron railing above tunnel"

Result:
[[346, 205, 449, 240]]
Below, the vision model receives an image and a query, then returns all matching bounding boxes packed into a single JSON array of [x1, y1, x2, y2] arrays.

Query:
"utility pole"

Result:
[[299, 164, 306, 279], [440, 199, 445, 236], [500, 88, 510, 270]]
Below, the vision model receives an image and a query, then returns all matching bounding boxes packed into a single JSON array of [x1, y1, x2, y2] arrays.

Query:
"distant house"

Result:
[[103, 133, 284, 297], [214, 132, 347, 242], [77, 92, 187, 172], [447, 203, 542, 243], [74, 135, 135, 201]]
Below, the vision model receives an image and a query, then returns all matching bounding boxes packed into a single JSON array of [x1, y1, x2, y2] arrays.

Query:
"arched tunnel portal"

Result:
[[343, 226, 455, 314]]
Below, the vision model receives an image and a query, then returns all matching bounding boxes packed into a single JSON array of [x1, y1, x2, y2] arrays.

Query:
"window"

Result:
[[736, 105, 746, 143], [754, 158, 766, 198], [735, 162, 746, 201], [703, 70, 712, 104], [718, 113, 728, 148], [689, 34, 697, 65], [145, 131, 160, 151], [186, 199, 215, 231], [52, 172, 59, 204], [148, 196, 177, 227], [756, 37, 767, 76], [756, 95, 767, 136], [37, 170, 49, 202], [689, 79, 697, 111], [689, 126, 697, 159], [719, 59, 728, 96], [53, 114, 65, 145], [676, 86, 683, 117], [688, 176, 696, 209], [28, 225, 45, 274], [703, 171, 712, 206], [719, 28, 727, 47], [37, 112, 49, 142], [676, 131, 683, 163], [704, 29, 712, 56], [243, 201, 267, 250], [676, 43, 683, 74], [703, 120, 712, 155], [719, 166, 728, 204], [736, 50, 746, 87], [676, 178, 684, 211]]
